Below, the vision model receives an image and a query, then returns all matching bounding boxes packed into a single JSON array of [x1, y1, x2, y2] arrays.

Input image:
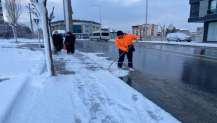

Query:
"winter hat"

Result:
[[117, 30, 124, 36]]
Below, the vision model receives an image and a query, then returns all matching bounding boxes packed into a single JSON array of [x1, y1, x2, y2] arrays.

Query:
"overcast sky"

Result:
[[3, 0, 202, 32]]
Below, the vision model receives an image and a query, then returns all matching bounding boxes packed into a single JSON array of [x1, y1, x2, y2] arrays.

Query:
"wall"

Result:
[[0, 0, 4, 23], [207, 21, 217, 41]]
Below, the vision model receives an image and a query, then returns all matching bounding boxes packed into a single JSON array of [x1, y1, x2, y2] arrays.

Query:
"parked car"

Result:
[[167, 32, 192, 42]]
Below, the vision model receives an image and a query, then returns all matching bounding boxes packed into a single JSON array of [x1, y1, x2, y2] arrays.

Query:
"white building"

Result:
[[51, 19, 101, 39]]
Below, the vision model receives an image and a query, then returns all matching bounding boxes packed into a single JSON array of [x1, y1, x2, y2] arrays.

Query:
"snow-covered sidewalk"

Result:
[[3, 49, 180, 123], [0, 39, 45, 122]]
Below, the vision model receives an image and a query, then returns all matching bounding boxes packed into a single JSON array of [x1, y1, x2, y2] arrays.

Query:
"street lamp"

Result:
[[92, 5, 102, 27], [92, 5, 102, 40]]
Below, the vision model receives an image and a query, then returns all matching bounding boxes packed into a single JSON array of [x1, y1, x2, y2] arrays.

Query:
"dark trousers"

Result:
[[66, 44, 75, 54], [118, 50, 133, 68]]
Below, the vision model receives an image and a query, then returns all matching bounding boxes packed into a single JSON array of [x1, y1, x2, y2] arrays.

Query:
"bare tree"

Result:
[[29, 0, 41, 42], [30, 0, 55, 51], [4, 0, 21, 42], [26, 3, 34, 35], [31, 0, 55, 76]]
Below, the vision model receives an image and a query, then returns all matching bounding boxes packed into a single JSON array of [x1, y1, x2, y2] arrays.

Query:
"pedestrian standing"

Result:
[[52, 31, 63, 52], [114, 30, 139, 71], [64, 32, 76, 54]]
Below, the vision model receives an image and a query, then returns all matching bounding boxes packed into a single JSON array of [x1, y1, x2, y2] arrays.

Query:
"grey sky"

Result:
[[49, 0, 201, 31], [3, 0, 202, 32]]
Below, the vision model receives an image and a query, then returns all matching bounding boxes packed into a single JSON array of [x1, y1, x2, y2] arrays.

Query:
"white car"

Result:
[[90, 31, 110, 41], [167, 32, 192, 42]]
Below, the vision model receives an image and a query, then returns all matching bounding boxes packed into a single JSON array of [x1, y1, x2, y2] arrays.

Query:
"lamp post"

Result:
[[92, 5, 102, 39]]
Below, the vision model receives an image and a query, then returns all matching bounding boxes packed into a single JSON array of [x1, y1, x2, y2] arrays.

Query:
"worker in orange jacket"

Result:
[[115, 30, 139, 71]]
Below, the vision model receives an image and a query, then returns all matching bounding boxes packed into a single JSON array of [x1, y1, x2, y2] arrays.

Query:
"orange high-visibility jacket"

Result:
[[115, 34, 139, 52]]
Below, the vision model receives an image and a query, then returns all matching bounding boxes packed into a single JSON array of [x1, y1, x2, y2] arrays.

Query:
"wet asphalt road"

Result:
[[76, 40, 217, 123]]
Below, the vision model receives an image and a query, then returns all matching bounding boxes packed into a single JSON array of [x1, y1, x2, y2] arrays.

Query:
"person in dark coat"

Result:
[[64, 32, 76, 54], [52, 31, 63, 52]]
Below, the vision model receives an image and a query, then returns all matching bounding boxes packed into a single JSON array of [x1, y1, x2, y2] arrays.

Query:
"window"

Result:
[[207, 22, 217, 41], [190, 3, 200, 18], [93, 33, 100, 36], [102, 33, 109, 36], [73, 25, 82, 33], [209, 0, 217, 13]]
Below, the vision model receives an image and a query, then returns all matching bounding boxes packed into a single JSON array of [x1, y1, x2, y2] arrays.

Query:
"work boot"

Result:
[[129, 68, 135, 72]]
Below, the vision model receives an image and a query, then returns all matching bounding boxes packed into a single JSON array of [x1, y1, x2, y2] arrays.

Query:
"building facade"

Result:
[[189, 0, 217, 42], [0, 0, 3, 23], [51, 19, 101, 39], [132, 24, 158, 39], [0, 0, 11, 37]]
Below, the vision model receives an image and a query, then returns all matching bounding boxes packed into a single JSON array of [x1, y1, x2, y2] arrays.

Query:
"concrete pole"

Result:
[[63, 0, 73, 32], [145, 0, 148, 25]]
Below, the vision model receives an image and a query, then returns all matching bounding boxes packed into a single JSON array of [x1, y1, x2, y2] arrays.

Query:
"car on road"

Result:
[[167, 32, 192, 42], [90, 31, 110, 41]]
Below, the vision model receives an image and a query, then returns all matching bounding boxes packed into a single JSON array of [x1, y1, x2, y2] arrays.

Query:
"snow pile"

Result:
[[139, 41, 217, 48]]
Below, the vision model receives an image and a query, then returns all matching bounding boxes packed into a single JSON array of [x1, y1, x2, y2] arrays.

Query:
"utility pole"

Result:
[[93, 5, 102, 39], [98, 5, 102, 29], [63, 0, 73, 32], [99, 5, 102, 40]]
